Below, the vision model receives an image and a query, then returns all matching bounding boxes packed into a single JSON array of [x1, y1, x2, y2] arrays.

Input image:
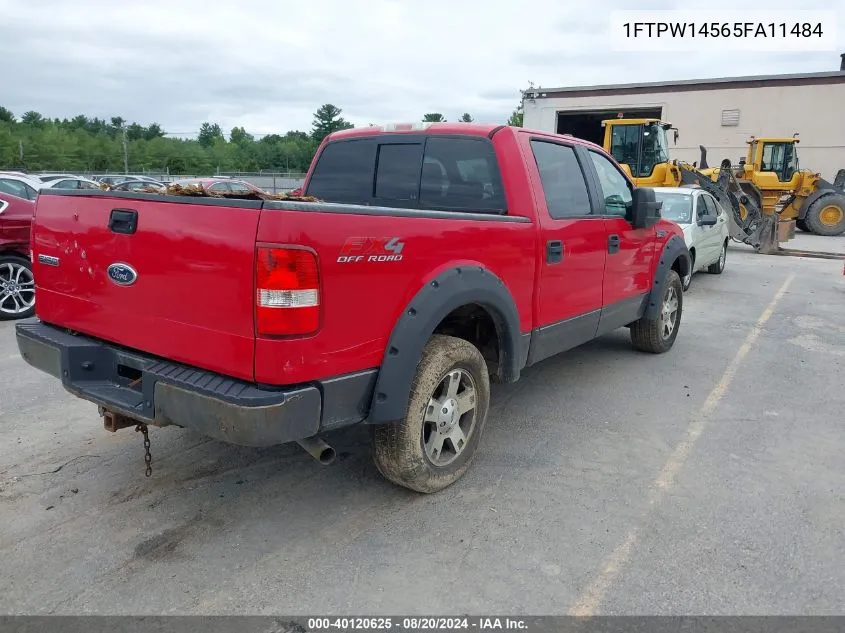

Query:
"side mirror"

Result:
[[631, 187, 662, 229], [698, 214, 717, 227]]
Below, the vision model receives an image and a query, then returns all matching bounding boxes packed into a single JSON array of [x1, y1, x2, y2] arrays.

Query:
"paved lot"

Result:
[[1, 238, 843, 615]]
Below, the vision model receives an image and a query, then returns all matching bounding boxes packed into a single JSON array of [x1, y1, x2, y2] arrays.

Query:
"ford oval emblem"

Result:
[[107, 263, 138, 286]]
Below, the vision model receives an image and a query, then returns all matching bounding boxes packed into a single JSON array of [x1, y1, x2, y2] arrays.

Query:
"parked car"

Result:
[[109, 180, 166, 192], [0, 174, 41, 201], [36, 174, 78, 183], [16, 122, 691, 493], [654, 187, 730, 290], [41, 176, 102, 190], [170, 177, 267, 195], [0, 192, 35, 320], [95, 175, 131, 186]]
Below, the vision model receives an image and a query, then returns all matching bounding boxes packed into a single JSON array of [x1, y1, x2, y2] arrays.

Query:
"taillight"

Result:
[[255, 247, 320, 336]]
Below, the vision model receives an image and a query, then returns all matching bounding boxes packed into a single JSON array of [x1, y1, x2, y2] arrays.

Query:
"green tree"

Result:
[[507, 105, 523, 127], [69, 115, 88, 130], [0, 109, 327, 174], [21, 111, 45, 126], [198, 122, 225, 148], [230, 126, 254, 146], [85, 117, 107, 135], [311, 104, 353, 143], [109, 116, 126, 137], [144, 123, 164, 140], [0, 107, 16, 123], [126, 122, 146, 141], [459, 113, 473, 122], [422, 113, 446, 122]]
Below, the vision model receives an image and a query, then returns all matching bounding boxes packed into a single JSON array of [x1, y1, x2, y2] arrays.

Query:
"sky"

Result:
[[1, 0, 842, 139]]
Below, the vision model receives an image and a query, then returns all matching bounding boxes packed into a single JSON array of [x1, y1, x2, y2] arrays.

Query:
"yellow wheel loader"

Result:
[[699, 135, 845, 238], [599, 119, 845, 254]]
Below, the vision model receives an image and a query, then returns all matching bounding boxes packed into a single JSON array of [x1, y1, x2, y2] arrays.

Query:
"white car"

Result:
[[0, 173, 42, 201], [654, 186, 730, 291], [40, 176, 102, 190]]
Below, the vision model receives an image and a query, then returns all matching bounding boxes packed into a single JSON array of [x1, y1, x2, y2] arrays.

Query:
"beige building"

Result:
[[521, 56, 845, 180]]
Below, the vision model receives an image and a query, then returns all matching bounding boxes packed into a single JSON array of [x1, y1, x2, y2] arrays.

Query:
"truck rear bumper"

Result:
[[16, 320, 377, 447]]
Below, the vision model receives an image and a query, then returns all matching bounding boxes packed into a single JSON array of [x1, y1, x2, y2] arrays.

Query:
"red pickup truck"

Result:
[[16, 123, 690, 493]]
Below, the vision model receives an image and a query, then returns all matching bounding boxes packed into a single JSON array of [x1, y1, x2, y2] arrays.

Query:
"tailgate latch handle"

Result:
[[109, 209, 138, 235]]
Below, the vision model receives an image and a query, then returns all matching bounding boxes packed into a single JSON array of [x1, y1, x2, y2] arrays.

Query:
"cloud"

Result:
[[0, 0, 842, 136]]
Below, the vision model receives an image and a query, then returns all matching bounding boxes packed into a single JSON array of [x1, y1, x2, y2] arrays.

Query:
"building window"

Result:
[[721, 109, 740, 126]]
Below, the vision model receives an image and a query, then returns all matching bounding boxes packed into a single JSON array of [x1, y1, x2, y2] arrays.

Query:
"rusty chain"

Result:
[[135, 423, 152, 477]]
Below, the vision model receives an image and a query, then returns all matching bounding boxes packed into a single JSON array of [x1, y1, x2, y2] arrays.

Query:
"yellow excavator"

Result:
[[599, 118, 845, 254]]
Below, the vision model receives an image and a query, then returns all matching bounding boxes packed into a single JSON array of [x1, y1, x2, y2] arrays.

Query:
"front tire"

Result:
[[682, 251, 694, 291], [0, 254, 36, 321], [371, 334, 491, 494], [805, 194, 845, 236], [630, 270, 683, 354], [708, 240, 727, 274]]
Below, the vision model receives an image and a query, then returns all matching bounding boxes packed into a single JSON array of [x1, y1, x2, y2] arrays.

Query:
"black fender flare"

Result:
[[367, 265, 523, 425], [644, 235, 691, 320], [797, 183, 838, 220]]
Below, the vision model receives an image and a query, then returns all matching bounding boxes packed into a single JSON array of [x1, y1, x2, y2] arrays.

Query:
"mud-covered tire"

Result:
[[630, 270, 683, 354], [805, 194, 845, 236], [371, 334, 491, 494], [708, 240, 727, 274]]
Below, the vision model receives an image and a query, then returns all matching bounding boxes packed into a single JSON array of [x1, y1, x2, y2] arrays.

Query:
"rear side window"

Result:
[[529, 140, 592, 218], [420, 137, 506, 212], [306, 139, 376, 204]]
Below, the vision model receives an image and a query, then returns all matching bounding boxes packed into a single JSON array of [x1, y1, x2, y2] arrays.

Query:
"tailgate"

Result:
[[31, 190, 262, 381]]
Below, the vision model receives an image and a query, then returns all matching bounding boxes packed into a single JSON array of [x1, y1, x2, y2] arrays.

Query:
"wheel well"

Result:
[[0, 250, 30, 260], [433, 303, 500, 376], [671, 254, 690, 279]]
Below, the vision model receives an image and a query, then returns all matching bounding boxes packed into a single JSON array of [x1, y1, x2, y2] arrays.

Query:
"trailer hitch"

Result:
[[100, 408, 153, 477]]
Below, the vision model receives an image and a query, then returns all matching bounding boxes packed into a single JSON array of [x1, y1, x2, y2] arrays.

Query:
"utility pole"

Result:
[[122, 126, 129, 174], [18, 140, 23, 164]]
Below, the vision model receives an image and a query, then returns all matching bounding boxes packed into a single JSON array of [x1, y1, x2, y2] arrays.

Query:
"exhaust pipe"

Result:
[[296, 436, 336, 466]]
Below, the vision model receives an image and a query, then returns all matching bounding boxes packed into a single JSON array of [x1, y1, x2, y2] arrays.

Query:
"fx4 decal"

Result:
[[338, 237, 405, 263]]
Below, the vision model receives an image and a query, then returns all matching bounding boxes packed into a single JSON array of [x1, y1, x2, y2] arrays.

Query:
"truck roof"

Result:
[[329, 122, 504, 140], [327, 122, 607, 153]]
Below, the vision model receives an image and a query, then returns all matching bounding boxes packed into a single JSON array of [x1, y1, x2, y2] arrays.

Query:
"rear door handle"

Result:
[[608, 234, 620, 254], [109, 208, 138, 235], [546, 240, 563, 264]]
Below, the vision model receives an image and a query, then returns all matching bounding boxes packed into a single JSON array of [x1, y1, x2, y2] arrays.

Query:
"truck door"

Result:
[[583, 149, 656, 335], [523, 137, 608, 365]]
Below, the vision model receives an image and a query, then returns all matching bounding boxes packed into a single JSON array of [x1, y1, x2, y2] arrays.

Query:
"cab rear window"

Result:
[[305, 135, 506, 213]]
